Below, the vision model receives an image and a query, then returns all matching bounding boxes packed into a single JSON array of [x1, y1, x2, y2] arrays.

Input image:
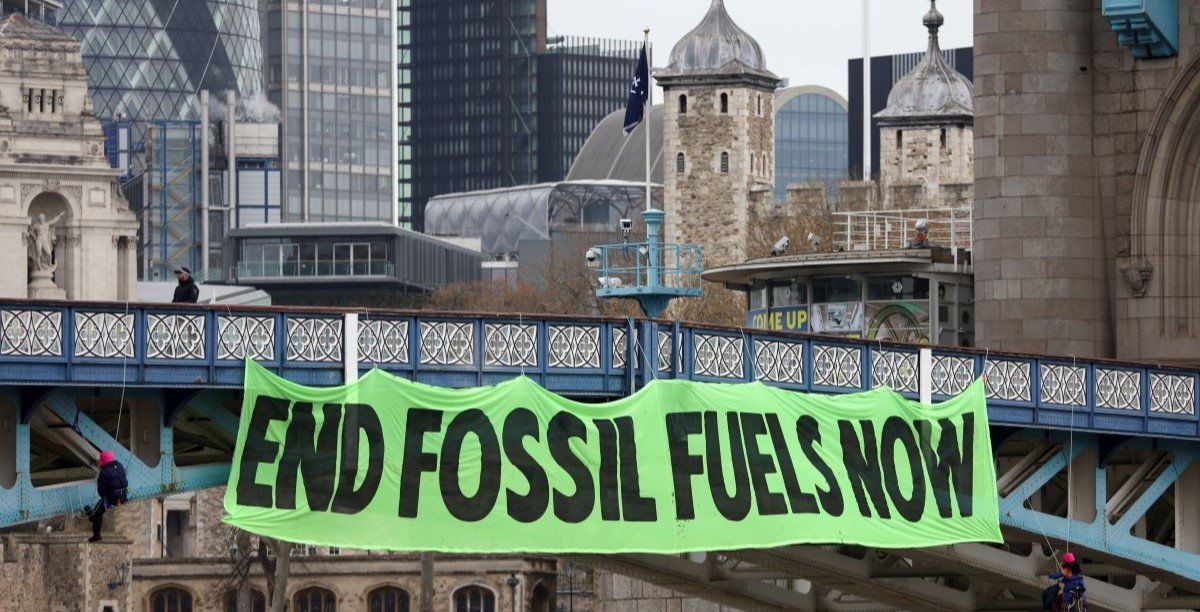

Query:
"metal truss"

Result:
[[0, 387, 233, 527]]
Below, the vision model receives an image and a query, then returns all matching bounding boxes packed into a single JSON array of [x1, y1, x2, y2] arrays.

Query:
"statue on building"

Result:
[[27, 212, 64, 274]]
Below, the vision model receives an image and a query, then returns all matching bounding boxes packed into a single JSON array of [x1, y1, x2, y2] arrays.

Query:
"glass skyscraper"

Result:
[[266, 0, 397, 224], [57, 0, 263, 121], [536, 36, 640, 183], [406, 0, 542, 231], [774, 86, 849, 201]]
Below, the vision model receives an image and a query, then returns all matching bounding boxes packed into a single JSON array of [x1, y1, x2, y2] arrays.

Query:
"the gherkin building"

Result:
[[57, 0, 263, 121]]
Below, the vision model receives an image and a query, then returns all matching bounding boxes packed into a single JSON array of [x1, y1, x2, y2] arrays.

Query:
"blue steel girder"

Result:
[[1000, 432, 1200, 582], [0, 387, 230, 527]]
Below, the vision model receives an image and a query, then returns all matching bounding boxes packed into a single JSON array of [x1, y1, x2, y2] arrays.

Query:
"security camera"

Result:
[[585, 247, 599, 268], [807, 232, 823, 250], [619, 218, 633, 232], [771, 236, 790, 256]]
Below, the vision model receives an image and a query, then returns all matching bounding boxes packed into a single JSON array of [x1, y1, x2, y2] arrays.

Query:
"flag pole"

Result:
[[644, 28, 652, 212]]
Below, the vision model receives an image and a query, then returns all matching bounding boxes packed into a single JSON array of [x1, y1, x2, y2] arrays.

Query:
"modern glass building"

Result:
[[536, 36, 640, 183], [57, 0, 263, 121], [774, 86, 848, 201], [406, 0, 542, 231], [265, 0, 397, 224]]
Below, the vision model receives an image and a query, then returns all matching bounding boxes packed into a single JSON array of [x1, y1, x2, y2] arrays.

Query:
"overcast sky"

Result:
[[547, 0, 974, 99]]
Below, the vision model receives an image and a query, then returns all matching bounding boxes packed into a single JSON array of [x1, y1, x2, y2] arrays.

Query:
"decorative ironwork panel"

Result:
[[548, 326, 600, 369], [984, 360, 1032, 402], [612, 328, 628, 370], [146, 314, 206, 360], [420, 322, 475, 366], [217, 315, 276, 361], [812, 345, 861, 389], [754, 340, 803, 385], [74, 311, 134, 359], [1040, 364, 1087, 406], [484, 324, 538, 368], [658, 330, 673, 373], [358, 319, 409, 365], [1094, 369, 1141, 411], [932, 355, 975, 396], [286, 318, 343, 363], [872, 350, 917, 393], [1150, 374, 1195, 415], [0, 309, 61, 357], [693, 334, 744, 379]]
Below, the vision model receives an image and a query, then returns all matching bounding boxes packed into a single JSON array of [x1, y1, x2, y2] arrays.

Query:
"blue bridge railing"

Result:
[[0, 299, 1196, 439]]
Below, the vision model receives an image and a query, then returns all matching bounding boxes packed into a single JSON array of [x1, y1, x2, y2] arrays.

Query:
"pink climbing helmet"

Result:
[[1061, 552, 1076, 564], [98, 450, 115, 466]]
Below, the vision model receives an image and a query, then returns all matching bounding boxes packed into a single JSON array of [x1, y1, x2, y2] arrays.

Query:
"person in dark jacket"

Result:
[[84, 450, 128, 542], [173, 266, 199, 303], [1043, 552, 1086, 611]]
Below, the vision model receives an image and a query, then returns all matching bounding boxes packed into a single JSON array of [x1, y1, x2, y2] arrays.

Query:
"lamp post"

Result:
[[506, 573, 520, 612]]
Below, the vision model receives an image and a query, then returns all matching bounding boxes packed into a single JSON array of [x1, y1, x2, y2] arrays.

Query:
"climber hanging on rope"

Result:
[[83, 450, 127, 543], [1043, 552, 1087, 611]]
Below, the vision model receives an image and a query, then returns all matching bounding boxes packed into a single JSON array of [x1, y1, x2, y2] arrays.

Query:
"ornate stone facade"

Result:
[[657, 0, 780, 267], [974, 0, 1200, 362], [0, 14, 137, 301]]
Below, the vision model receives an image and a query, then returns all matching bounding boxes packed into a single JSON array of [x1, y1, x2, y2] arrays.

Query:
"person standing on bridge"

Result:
[[84, 450, 128, 542], [172, 266, 199, 303]]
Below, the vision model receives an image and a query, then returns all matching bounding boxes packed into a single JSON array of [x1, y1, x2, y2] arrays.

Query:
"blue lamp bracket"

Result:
[[1102, 0, 1178, 59]]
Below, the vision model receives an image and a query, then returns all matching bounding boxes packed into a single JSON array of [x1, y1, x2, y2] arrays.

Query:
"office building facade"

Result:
[[265, 0, 397, 224], [57, 0, 263, 121], [406, 0, 544, 231], [773, 85, 848, 200], [847, 46, 971, 179], [536, 36, 640, 183]]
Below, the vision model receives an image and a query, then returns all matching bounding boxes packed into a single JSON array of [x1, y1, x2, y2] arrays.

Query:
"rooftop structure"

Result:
[[874, 1, 973, 126]]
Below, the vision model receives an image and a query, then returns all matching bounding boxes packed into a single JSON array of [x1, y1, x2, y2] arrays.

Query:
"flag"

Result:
[[623, 44, 649, 134]]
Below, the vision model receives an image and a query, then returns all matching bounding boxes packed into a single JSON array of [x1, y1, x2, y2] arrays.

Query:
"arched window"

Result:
[[369, 586, 411, 612], [720, 152, 729, 173], [454, 586, 496, 612], [295, 586, 337, 612], [896, 130, 903, 149], [678, 94, 687, 114], [940, 128, 948, 148], [225, 590, 267, 612], [720, 93, 728, 114], [757, 94, 763, 115], [676, 152, 685, 174], [751, 155, 755, 174], [152, 587, 194, 612]]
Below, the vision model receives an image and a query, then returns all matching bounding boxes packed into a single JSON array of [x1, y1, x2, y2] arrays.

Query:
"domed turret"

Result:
[[875, 1, 972, 126], [657, 0, 778, 83]]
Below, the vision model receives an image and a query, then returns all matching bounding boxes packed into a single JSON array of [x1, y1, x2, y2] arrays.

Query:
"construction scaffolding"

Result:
[[142, 120, 203, 281]]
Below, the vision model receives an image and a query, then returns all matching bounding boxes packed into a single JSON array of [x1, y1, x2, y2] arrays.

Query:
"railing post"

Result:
[[919, 347, 933, 405], [344, 313, 359, 383]]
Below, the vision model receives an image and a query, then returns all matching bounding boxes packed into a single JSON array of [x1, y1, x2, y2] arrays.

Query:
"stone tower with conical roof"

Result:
[[874, 1, 973, 210], [656, 0, 780, 266]]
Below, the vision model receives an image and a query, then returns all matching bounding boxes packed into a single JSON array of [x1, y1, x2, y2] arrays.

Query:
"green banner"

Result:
[[224, 360, 1001, 553]]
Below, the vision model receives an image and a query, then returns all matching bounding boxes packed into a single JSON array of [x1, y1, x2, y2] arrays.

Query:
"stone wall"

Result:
[[783, 182, 829, 217], [661, 82, 776, 267], [0, 532, 133, 611], [878, 124, 973, 211], [594, 571, 742, 612], [970, 0, 1200, 359]]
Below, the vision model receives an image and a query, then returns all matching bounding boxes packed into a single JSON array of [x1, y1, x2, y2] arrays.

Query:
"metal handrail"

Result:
[[236, 260, 396, 278]]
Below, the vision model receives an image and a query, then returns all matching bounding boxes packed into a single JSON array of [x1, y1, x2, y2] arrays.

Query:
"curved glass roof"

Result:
[[567, 105, 665, 184], [424, 180, 659, 258]]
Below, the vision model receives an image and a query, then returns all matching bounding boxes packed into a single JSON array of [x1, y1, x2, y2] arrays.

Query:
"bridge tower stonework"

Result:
[[656, 0, 779, 267], [975, 0, 1200, 363]]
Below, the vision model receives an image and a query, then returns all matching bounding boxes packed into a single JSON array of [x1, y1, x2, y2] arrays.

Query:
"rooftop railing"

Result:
[[834, 206, 972, 262]]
